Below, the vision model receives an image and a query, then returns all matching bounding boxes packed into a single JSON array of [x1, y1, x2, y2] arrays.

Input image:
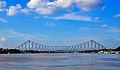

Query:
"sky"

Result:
[[0, 0, 120, 49]]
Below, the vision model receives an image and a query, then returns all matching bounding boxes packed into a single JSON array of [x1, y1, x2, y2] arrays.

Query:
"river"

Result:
[[0, 53, 120, 70]]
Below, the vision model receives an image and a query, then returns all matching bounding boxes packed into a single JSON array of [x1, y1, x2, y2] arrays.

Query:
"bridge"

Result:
[[16, 40, 106, 53]]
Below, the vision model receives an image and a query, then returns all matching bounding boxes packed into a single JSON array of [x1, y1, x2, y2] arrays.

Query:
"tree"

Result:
[[115, 46, 120, 51]]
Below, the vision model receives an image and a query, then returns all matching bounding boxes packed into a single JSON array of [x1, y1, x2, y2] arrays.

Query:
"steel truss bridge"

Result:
[[16, 40, 106, 53]]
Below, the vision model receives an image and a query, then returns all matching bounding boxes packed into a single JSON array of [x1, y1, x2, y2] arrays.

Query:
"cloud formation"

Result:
[[75, 0, 102, 11], [107, 27, 120, 33], [0, 1, 6, 12], [94, 17, 99, 21], [27, 0, 41, 8], [26, 0, 103, 14], [79, 27, 94, 31], [0, 29, 47, 40], [0, 37, 6, 42], [0, 0, 105, 17], [0, 18, 7, 23], [55, 0, 73, 8], [114, 14, 120, 18], [101, 5, 106, 10], [27, 0, 56, 14], [0, 0, 103, 16], [35, 7, 54, 14], [45, 12, 97, 21], [102, 24, 108, 28], [44, 22, 56, 27], [21, 8, 31, 15], [7, 4, 22, 16]]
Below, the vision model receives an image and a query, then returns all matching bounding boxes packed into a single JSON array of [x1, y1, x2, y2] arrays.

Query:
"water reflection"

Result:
[[0, 53, 120, 70]]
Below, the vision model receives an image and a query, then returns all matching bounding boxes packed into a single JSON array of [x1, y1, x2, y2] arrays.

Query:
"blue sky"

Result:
[[0, 0, 120, 48]]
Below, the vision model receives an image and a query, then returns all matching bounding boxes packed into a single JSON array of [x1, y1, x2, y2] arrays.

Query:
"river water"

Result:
[[0, 53, 120, 70]]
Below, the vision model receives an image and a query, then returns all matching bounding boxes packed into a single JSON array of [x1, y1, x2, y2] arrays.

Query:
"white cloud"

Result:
[[0, 0, 105, 16], [79, 27, 96, 32], [94, 17, 99, 21], [75, 0, 102, 11], [44, 22, 56, 27], [45, 12, 96, 21], [0, 1, 6, 8], [0, 0, 104, 15], [34, 16, 40, 19], [35, 7, 54, 14], [101, 5, 106, 10], [55, 0, 73, 8], [79, 27, 92, 30], [0, 18, 7, 23], [21, 8, 31, 15], [7, 29, 35, 38], [7, 4, 22, 16], [27, 0, 41, 8], [0, 29, 48, 48], [114, 14, 120, 18], [102, 24, 108, 28], [0, 37, 6, 42], [26, 0, 103, 15], [107, 27, 120, 33], [27, 0, 73, 9], [0, 1, 6, 12], [0, 29, 47, 40], [27, 0, 56, 14]]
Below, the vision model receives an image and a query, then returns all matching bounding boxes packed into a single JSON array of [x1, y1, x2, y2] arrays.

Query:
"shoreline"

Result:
[[0, 48, 120, 54]]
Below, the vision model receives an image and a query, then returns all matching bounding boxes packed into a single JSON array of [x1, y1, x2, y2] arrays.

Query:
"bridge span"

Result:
[[16, 40, 106, 53]]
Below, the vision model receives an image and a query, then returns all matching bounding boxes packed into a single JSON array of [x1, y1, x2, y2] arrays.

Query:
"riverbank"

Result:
[[98, 50, 120, 54], [0, 48, 21, 54], [0, 48, 120, 54]]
